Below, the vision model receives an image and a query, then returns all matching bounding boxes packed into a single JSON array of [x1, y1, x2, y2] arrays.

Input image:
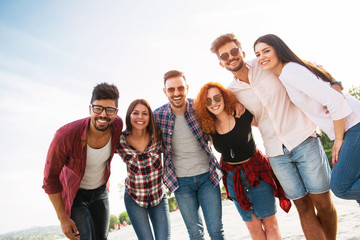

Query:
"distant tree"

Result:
[[348, 85, 360, 100], [166, 189, 177, 212], [109, 214, 120, 230], [119, 211, 131, 225]]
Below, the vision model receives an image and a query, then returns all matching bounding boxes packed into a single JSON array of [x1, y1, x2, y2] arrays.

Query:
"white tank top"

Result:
[[80, 138, 111, 190]]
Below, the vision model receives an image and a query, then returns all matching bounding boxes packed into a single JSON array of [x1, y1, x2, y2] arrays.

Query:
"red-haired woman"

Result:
[[195, 82, 290, 240]]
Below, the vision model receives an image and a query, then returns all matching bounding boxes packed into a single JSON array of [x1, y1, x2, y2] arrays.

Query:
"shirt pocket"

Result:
[[149, 152, 162, 171], [125, 155, 139, 174]]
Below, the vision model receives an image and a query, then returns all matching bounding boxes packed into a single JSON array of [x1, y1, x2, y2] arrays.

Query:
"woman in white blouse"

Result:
[[254, 34, 360, 204]]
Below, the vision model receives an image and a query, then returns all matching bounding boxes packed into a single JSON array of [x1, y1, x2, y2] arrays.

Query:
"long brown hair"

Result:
[[254, 34, 334, 83], [125, 99, 162, 142], [194, 82, 238, 134]]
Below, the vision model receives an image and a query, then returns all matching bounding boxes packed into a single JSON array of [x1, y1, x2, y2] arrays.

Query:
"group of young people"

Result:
[[43, 33, 360, 240]]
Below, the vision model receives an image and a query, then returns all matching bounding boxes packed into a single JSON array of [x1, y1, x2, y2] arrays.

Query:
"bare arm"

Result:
[[331, 118, 345, 166], [48, 193, 79, 240], [234, 102, 245, 118]]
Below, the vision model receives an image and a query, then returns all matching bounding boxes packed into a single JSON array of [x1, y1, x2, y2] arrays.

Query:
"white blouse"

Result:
[[279, 62, 360, 140]]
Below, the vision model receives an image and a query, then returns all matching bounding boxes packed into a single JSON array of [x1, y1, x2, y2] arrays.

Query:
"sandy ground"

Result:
[[108, 193, 360, 239]]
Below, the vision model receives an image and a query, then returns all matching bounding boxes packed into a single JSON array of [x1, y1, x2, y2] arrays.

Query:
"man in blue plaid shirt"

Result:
[[154, 70, 225, 240]]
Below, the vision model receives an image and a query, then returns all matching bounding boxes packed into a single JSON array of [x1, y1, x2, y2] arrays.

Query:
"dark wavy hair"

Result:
[[254, 34, 333, 83], [90, 82, 119, 107], [194, 82, 238, 134], [125, 99, 162, 142]]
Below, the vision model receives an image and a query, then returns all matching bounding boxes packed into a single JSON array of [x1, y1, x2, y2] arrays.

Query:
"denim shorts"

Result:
[[226, 170, 276, 222], [269, 136, 331, 200]]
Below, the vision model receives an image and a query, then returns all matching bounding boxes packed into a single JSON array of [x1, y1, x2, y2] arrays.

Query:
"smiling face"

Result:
[[206, 87, 224, 116], [254, 42, 283, 76], [163, 76, 188, 114], [130, 103, 150, 131], [218, 41, 245, 72], [89, 99, 118, 132]]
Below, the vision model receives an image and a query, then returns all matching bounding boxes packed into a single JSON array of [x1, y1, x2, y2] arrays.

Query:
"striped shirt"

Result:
[[117, 130, 165, 208], [154, 99, 223, 192]]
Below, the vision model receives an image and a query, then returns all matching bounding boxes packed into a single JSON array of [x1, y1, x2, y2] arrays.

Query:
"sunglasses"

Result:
[[219, 48, 240, 61], [206, 94, 222, 106], [166, 86, 186, 94]]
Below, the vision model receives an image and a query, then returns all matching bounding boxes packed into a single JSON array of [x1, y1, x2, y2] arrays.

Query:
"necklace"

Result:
[[217, 116, 235, 159]]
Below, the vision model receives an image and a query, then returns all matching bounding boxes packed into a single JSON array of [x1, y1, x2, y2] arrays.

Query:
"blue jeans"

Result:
[[70, 184, 110, 240], [269, 137, 331, 200], [174, 172, 225, 240], [331, 122, 360, 203], [124, 190, 171, 240]]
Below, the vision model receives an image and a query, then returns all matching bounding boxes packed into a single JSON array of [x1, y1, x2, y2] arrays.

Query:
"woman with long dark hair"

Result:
[[254, 34, 360, 204]]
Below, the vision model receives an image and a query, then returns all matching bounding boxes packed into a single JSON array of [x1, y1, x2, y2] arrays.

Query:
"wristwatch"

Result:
[[330, 81, 343, 90]]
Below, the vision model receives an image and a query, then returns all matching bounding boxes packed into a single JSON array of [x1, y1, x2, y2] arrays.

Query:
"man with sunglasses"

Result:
[[210, 33, 337, 240], [154, 70, 226, 239], [42, 83, 123, 240]]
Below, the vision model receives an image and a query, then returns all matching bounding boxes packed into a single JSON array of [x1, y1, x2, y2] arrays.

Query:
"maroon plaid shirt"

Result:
[[42, 116, 123, 216], [117, 130, 165, 207]]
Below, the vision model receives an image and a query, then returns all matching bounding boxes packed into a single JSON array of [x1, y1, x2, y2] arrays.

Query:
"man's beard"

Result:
[[226, 58, 244, 72], [93, 117, 111, 131]]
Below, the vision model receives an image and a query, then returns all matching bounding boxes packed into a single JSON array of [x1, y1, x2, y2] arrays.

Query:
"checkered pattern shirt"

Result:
[[117, 130, 165, 208], [154, 98, 223, 192]]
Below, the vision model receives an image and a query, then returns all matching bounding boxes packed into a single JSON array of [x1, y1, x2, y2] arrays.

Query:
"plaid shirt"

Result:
[[221, 149, 291, 213], [117, 130, 165, 208], [154, 99, 223, 192]]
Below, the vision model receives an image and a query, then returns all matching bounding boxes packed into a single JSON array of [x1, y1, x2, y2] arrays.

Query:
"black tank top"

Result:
[[210, 109, 256, 163]]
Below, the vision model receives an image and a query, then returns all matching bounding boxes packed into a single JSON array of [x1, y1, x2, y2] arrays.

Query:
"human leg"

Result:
[[293, 195, 325, 240], [331, 122, 360, 201], [244, 215, 266, 240], [309, 192, 337, 240], [174, 176, 205, 240], [89, 185, 110, 240], [124, 191, 154, 240], [269, 137, 333, 240], [197, 172, 225, 240], [70, 190, 94, 240], [148, 194, 171, 240], [261, 215, 281, 240], [294, 137, 336, 240]]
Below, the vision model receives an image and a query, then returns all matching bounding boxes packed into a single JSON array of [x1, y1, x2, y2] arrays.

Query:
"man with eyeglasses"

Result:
[[210, 33, 337, 240], [154, 70, 226, 239], [42, 83, 123, 240]]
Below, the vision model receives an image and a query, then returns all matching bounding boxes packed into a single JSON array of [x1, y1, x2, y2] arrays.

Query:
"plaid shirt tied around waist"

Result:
[[222, 148, 291, 213], [117, 130, 165, 208], [154, 99, 223, 192]]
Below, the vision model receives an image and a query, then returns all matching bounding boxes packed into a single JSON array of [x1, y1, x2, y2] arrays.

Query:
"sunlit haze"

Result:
[[0, 0, 359, 234]]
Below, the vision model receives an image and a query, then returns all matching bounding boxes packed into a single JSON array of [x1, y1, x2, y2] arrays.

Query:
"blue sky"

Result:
[[0, 0, 359, 234]]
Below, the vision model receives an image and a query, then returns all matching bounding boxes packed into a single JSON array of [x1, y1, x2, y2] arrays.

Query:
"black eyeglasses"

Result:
[[206, 94, 222, 106], [166, 86, 186, 94], [91, 105, 118, 116], [219, 48, 240, 61]]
